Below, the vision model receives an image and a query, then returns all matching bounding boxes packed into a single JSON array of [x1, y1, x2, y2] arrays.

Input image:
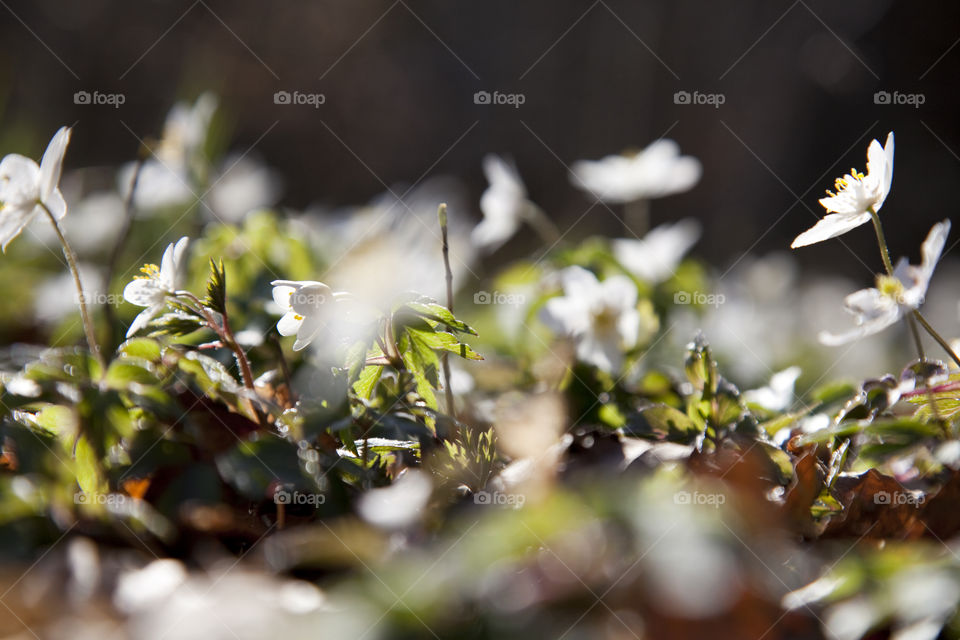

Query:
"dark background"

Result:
[[1, 0, 958, 277]]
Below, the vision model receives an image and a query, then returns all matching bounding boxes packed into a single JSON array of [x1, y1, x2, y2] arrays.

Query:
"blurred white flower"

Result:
[[123, 237, 189, 337], [357, 469, 432, 530], [271, 279, 351, 351], [612, 218, 701, 283], [120, 93, 218, 212], [820, 220, 948, 346], [792, 132, 893, 248], [207, 155, 282, 223], [35, 263, 102, 325], [0, 126, 71, 251], [471, 154, 534, 251], [744, 366, 801, 411], [30, 191, 126, 254], [320, 179, 477, 306], [569, 139, 701, 204], [540, 266, 641, 373]]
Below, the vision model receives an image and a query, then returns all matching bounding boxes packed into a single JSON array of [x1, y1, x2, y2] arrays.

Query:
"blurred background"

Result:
[[0, 0, 958, 277]]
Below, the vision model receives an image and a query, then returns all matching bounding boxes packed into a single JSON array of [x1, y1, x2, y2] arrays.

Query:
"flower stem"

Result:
[[868, 207, 895, 276], [869, 207, 959, 375], [39, 202, 105, 372], [523, 204, 562, 246], [175, 290, 263, 425], [913, 310, 960, 369], [438, 204, 456, 416]]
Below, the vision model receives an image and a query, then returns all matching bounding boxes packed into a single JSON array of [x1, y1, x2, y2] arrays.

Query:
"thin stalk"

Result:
[[103, 157, 144, 349], [39, 202, 105, 372], [907, 313, 944, 430], [438, 204, 455, 416], [175, 290, 263, 425], [870, 207, 960, 385], [868, 207, 895, 276], [523, 205, 562, 246], [914, 310, 960, 369], [624, 198, 650, 236]]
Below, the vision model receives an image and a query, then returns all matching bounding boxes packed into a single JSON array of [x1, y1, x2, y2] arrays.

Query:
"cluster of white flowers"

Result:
[[794, 132, 954, 357]]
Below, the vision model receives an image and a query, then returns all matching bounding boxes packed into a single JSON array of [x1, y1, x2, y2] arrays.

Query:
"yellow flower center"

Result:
[[294, 314, 304, 321], [133, 263, 160, 280], [876, 275, 904, 299]]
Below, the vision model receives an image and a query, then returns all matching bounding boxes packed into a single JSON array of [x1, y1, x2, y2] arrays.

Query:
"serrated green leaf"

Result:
[[405, 302, 477, 335], [204, 258, 227, 315]]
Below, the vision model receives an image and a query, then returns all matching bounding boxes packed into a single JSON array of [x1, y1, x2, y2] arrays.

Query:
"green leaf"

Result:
[[204, 258, 227, 315], [625, 404, 703, 444], [148, 311, 206, 337], [353, 364, 383, 401], [75, 435, 107, 496], [405, 302, 477, 335], [104, 358, 160, 390], [118, 338, 162, 362], [406, 327, 482, 361]]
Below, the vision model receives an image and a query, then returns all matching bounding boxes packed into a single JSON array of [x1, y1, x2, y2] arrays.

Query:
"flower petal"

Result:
[[293, 314, 325, 351], [39, 127, 71, 203], [126, 304, 163, 337], [0, 202, 37, 252], [290, 282, 333, 315], [867, 132, 894, 210], [276, 311, 302, 337], [791, 212, 871, 248], [123, 279, 163, 307], [272, 285, 296, 309]]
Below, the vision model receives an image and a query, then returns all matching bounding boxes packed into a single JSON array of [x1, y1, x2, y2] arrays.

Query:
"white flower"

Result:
[[271, 279, 351, 351], [612, 219, 701, 283], [0, 127, 71, 251], [744, 366, 801, 412], [119, 93, 218, 212], [123, 237, 190, 337], [540, 266, 642, 373], [819, 220, 949, 346], [569, 139, 701, 204], [792, 132, 894, 248], [471, 154, 533, 251]]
